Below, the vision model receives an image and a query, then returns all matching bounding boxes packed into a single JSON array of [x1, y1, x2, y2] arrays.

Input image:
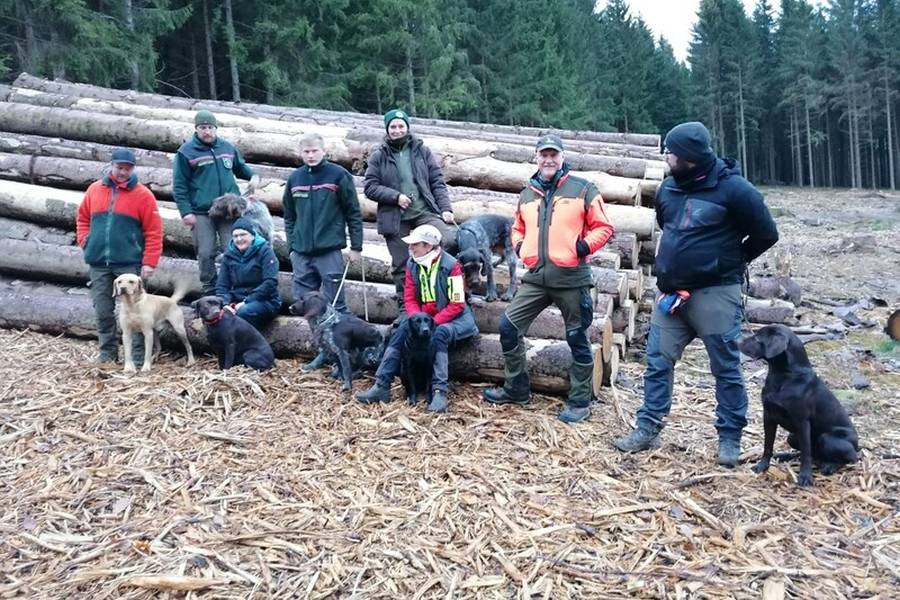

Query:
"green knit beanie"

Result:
[[383, 109, 409, 130], [195, 110, 218, 127]]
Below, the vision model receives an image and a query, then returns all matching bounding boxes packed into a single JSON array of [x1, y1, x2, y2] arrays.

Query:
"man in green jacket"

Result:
[[173, 110, 260, 295]]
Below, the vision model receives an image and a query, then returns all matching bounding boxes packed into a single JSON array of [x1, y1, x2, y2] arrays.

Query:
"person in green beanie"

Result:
[[173, 110, 261, 295], [364, 108, 457, 313]]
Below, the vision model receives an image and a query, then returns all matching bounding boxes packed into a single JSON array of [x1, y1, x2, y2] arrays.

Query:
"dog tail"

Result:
[[170, 278, 193, 304]]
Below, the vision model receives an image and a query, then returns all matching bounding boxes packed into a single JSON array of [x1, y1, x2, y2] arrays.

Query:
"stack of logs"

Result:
[[0, 74, 668, 394]]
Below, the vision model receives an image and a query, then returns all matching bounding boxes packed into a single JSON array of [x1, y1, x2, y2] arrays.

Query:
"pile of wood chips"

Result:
[[0, 329, 897, 599]]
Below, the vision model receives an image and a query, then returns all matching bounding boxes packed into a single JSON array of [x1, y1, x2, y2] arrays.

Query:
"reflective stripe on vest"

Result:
[[417, 259, 440, 303]]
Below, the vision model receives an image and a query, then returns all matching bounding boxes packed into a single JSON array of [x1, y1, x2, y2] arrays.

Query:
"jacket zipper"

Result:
[[537, 184, 556, 286], [210, 144, 224, 196]]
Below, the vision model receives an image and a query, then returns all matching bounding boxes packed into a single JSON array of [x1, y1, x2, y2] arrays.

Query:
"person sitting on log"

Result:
[[482, 134, 615, 424], [364, 109, 457, 316], [613, 121, 779, 466], [76, 148, 163, 365], [215, 217, 281, 331], [173, 110, 260, 296], [355, 224, 478, 413], [284, 133, 364, 369]]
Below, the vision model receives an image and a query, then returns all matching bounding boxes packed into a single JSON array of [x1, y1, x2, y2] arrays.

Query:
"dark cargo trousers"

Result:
[[88, 265, 145, 363], [637, 284, 747, 441], [290, 249, 349, 313], [498, 282, 595, 408], [191, 214, 233, 296]]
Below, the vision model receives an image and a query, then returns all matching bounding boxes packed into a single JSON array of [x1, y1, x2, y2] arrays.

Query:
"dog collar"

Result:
[[203, 309, 226, 325]]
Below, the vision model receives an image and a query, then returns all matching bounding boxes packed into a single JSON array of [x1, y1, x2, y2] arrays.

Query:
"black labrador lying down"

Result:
[[192, 296, 275, 371], [402, 312, 436, 404], [289, 291, 384, 392], [455, 214, 516, 302], [739, 324, 859, 486]]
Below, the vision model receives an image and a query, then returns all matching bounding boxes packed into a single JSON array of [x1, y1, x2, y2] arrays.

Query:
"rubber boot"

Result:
[[355, 381, 392, 404], [483, 347, 530, 405], [559, 361, 593, 423]]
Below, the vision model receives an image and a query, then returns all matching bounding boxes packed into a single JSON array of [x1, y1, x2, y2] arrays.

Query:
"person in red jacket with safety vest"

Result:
[[355, 224, 478, 413], [76, 148, 163, 364], [482, 134, 615, 423]]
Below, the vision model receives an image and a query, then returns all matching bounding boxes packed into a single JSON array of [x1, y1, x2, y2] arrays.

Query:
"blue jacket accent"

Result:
[[215, 235, 280, 305], [654, 157, 778, 293]]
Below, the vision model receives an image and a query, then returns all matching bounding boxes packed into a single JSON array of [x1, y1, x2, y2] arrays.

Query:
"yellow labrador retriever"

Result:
[[113, 273, 195, 373]]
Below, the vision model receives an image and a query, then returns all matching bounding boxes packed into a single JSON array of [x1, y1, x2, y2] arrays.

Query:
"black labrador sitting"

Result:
[[402, 312, 435, 405], [192, 296, 275, 371], [739, 325, 859, 487], [455, 214, 516, 302], [289, 291, 384, 392]]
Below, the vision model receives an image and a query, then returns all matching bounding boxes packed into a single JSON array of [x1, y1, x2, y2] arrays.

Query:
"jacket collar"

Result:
[[305, 159, 329, 174], [528, 163, 571, 197], [102, 172, 138, 190], [665, 158, 726, 192], [192, 132, 221, 150]]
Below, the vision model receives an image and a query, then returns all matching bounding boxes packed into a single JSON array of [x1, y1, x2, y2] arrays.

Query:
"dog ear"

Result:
[[763, 329, 790, 359], [137, 278, 144, 293], [112, 279, 119, 297]]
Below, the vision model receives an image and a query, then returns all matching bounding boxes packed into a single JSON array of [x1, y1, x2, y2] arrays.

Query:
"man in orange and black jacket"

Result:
[[483, 135, 615, 423], [76, 148, 163, 364]]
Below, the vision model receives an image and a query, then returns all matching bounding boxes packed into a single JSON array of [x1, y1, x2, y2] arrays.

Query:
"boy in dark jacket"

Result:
[[76, 148, 163, 364], [284, 133, 363, 368], [173, 110, 259, 295], [363, 109, 457, 310], [614, 122, 779, 466], [216, 217, 281, 330]]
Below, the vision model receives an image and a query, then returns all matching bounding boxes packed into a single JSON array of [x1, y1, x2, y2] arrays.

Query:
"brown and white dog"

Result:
[[113, 273, 195, 373]]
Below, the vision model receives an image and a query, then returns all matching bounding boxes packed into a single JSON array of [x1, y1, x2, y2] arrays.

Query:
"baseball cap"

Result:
[[401, 224, 442, 246], [535, 134, 564, 152], [110, 148, 136, 165]]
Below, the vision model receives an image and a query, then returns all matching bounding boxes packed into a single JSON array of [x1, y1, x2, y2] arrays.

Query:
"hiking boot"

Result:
[[302, 350, 329, 371], [613, 427, 660, 453], [427, 390, 449, 413], [94, 352, 117, 365], [717, 438, 741, 468], [355, 382, 391, 404], [483, 386, 530, 406], [558, 404, 591, 424]]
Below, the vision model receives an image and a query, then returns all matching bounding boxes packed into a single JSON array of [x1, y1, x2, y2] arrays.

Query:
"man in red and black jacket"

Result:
[[356, 225, 478, 413], [76, 148, 163, 364]]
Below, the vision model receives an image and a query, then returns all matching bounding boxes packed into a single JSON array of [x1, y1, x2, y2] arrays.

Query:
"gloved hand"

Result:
[[576, 239, 590, 257], [656, 290, 691, 314]]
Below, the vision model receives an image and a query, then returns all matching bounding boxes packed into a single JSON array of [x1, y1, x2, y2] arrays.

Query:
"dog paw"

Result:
[[797, 473, 814, 487], [500, 293, 513, 302], [140, 365, 151, 373], [485, 294, 498, 303], [341, 383, 352, 393], [123, 364, 136, 374]]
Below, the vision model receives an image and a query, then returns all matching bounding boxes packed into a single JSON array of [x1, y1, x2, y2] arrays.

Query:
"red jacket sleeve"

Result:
[[432, 261, 466, 325], [76, 186, 94, 248], [139, 187, 163, 268], [403, 266, 423, 315], [583, 192, 615, 253], [511, 202, 526, 251]]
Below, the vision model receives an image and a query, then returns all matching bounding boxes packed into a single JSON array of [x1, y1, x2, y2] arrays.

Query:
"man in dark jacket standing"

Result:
[[216, 217, 281, 331], [284, 132, 364, 370], [482, 135, 615, 424], [364, 109, 456, 310], [614, 122, 778, 466], [173, 110, 260, 295], [77, 148, 163, 364]]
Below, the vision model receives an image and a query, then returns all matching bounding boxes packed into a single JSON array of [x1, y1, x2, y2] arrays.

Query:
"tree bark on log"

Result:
[[0, 235, 614, 347], [748, 275, 802, 305], [13, 73, 661, 149], [0, 277, 600, 394], [604, 232, 639, 269], [4, 89, 665, 185], [744, 297, 797, 325]]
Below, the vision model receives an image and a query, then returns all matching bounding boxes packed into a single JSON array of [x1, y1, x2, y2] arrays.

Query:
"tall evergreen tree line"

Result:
[[1, 0, 898, 189]]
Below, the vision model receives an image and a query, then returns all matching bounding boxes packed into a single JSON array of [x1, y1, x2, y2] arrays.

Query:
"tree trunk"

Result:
[[11, 73, 661, 152], [124, 0, 140, 89], [405, 35, 416, 115], [223, 0, 240, 102], [202, 0, 217, 99], [744, 297, 797, 325], [263, 41, 274, 105], [190, 40, 201, 98], [14, 0, 38, 74], [805, 100, 815, 188], [888, 70, 896, 189], [0, 277, 592, 395], [600, 232, 638, 269]]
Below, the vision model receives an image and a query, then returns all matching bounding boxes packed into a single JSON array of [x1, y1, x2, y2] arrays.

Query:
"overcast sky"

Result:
[[594, 1, 820, 64]]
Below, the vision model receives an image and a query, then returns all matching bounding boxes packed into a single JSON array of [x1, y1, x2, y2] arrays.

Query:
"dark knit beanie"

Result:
[[195, 110, 218, 127], [664, 122, 715, 164], [231, 216, 256, 235], [383, 108, 410, 130]]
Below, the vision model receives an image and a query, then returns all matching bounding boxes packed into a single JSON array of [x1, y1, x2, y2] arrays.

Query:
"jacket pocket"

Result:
[[377, 205, 401, 236], [679, 198, 727, 230]]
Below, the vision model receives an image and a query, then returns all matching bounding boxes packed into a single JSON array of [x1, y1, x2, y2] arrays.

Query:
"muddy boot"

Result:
[[355, 380, 392, 404], [717, 437, 741, 468], [613, 427, 661, 453], [483, 347, 530, 405], [558, 361, 593, 423], [427, 390, 448, 413]]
